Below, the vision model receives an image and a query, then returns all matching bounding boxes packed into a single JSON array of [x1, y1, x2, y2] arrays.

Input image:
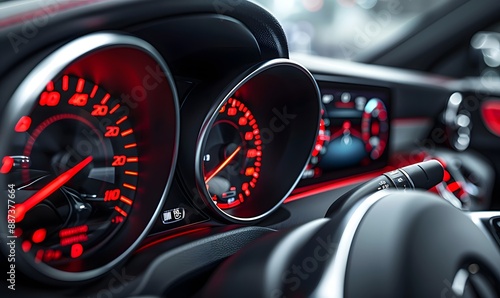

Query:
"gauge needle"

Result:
[[13, 156, 93, 223], [205, 146, 241, 183]]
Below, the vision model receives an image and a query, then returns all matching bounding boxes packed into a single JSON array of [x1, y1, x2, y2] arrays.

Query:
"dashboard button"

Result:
[[162, 208, 186, 224]]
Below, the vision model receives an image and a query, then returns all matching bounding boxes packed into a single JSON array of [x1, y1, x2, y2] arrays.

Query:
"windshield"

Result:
[[253, 0, 453, 61]]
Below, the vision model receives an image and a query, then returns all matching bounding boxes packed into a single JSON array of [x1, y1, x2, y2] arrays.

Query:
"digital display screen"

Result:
[[299, 82, 391, 185]]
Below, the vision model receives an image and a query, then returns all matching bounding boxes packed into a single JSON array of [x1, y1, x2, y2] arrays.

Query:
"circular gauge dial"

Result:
[[0, 33, 179, 283], [202, 98, 262, 209], [3, 75, 138, 267], [362, 98, 389, 160]]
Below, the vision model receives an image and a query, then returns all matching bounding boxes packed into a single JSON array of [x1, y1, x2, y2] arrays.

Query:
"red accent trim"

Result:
[[286, 166, 394, 204], [217, 200, 241, 209], [443, 170, 451, 182], [481, 100, 500, 137], [446, 181, 462, 193], [136, 227, 211, 253], [391, 117, 433, 126], [335, 102, 355, 108]]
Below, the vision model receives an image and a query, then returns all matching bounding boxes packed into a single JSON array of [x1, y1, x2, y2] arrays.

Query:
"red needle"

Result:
[[14, 156, 93, 223], [205, 146, 241, 183]]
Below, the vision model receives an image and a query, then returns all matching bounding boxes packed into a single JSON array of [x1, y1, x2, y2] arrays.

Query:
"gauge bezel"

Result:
[[193, 59, 321, 222], [0, 33, 179, 282]]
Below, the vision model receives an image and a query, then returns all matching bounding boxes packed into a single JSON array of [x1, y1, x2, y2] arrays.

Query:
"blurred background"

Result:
[[253, 0, 451, 61]]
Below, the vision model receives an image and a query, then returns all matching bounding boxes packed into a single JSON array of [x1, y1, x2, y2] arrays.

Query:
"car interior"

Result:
[[1, 0, 500, 297]]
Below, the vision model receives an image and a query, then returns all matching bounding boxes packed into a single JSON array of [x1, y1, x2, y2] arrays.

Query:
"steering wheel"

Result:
[[198, 180, 500, 297]]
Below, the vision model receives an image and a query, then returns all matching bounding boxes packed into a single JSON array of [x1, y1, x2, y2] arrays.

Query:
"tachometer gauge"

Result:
[[180, 59, 320, 223], [0, 33, 179, 283], [202, 98, 262, 209]]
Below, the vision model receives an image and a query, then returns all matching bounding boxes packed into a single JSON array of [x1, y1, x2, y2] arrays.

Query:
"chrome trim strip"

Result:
[[313, 190, 393, 298]]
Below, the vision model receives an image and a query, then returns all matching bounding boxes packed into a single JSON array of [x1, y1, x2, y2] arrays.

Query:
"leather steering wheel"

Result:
[[199, 190, 500, 297]]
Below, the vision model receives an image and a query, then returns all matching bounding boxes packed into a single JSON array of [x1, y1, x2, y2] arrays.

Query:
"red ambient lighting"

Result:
[[286, 167, 393, 203], [481, 100, 500, 136], [136, 228, 211, 253]]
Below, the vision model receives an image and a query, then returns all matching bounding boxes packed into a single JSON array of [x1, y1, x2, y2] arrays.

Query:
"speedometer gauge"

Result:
[[0, 33, 179, 283], [5, 75, 138, 263], [202, 98, 262, 209]]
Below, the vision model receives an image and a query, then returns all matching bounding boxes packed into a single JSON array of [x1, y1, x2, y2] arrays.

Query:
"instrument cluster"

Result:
[[301, 80, 391, 185], [0, 33, 321, 282]]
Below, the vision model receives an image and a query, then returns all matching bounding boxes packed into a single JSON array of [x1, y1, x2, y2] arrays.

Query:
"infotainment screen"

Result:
[[299, 81, 391, 185]]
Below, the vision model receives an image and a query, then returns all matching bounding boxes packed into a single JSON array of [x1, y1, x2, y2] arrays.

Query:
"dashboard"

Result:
[[0, 0, 500, 297]]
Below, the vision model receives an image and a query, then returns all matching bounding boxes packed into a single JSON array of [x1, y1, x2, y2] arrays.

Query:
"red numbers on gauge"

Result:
[[202, 97, 262, 209], [4, 75, 140, 265]]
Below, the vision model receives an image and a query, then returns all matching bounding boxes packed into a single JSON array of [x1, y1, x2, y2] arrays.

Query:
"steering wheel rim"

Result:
[[199, 190, 500, 297]]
